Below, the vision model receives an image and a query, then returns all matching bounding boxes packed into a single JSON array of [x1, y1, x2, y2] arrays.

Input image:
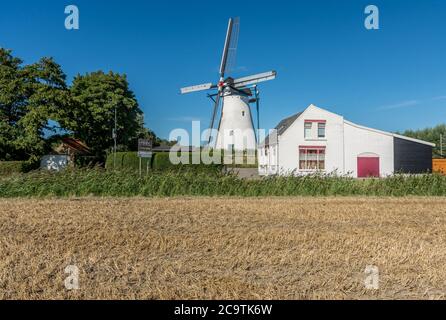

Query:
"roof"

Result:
[[60, 138, 91, 154], [260, 105, 435, 148], [344, 120, 436, 147], [260, 111, 303, 146], [276, 112, 303, 135]]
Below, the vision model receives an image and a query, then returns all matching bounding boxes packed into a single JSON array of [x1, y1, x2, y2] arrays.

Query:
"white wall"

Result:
[[258, 147, 267, 175], [343, 121, 394, 177], [258, 144, 279, 175], [277, 105, 344, 175]]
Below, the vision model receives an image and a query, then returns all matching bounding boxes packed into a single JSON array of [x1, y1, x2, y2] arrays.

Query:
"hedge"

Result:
[[105, 152, 223, 172], [0, 161, 24, 175], [105, 152, 151, 171], [152, 152, 203, 170], [0, 160, 39, 176]]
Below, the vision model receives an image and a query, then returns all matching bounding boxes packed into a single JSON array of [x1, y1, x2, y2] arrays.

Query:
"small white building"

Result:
[[258, 104, 434, 178]]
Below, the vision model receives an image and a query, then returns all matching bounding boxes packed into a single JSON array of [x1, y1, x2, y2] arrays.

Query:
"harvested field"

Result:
[[1, 197, 446, 300]]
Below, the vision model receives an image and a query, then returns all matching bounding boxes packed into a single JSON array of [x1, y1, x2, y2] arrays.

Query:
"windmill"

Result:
[[180, 17, 276, 151]]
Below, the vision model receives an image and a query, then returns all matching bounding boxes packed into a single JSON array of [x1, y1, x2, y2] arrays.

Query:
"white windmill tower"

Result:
[[180, 17, 276, 151]]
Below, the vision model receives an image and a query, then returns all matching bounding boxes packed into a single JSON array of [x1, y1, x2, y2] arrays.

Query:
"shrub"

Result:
[[106, 152, 223, 173], [152, 152, 173, 170], [0, 160, 39, 176], [0, 161, 24, 175], [105, 152, 151, 171], [152, 152, 224, 173]]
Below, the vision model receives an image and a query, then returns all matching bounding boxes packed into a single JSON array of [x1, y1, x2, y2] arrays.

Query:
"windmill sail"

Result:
[[233, 71, 277, 88], [180, 83, 214, 94], [225, 17, 240, 75], [219, 17, 240, 78]]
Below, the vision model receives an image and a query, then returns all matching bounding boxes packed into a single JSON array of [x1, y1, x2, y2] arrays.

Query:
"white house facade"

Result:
[[258, 104, 434, 178]]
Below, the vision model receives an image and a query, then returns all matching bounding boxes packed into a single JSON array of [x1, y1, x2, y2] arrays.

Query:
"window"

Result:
[[318, 123, 326, 138], [304, 122, 312, 138], [299, 148, 325, 170], [229, 130, 234, 136], [242, 111, 245, 117], [305, 120, 326, 139]]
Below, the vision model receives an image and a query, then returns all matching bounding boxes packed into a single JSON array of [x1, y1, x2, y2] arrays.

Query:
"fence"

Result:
[[433, 159, 446, 175]]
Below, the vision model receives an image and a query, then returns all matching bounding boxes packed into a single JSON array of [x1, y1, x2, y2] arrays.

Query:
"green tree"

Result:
[[400, 124, 446, 158], [0, 49, 69, 161], [1, 49, 155, 163], [65, 71, 145, 159], [0, 49, 26, 160], [17, 57, 70, 160]]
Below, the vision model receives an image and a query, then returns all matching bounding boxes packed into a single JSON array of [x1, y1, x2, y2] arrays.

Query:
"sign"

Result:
[[138, 139, 153, 152], [138, 151, 153, 158], [138, 139, 153, 159], [138, 139, 153, 175]]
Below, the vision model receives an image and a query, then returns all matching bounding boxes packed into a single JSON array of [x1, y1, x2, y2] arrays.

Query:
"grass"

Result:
[[1, 197, 446, 299], [1, 168, 446, 197]]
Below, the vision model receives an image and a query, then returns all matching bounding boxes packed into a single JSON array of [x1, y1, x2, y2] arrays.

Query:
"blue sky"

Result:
[[1, 0, 446, 141]]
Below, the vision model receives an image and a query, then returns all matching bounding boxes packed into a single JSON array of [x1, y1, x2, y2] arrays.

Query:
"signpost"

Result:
[[138, 151, 153, 158], [138, 139, 153, 176]]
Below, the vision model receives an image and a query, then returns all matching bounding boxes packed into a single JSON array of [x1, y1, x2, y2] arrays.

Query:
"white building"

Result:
[[258, 104, 434, 178]]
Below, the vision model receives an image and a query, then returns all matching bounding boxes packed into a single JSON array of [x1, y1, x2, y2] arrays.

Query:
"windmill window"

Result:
[[229, 130, 234, 136], [242, 111, 245, 117]]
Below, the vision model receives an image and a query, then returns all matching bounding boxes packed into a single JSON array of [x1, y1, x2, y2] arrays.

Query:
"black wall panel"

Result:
[[394, 137, 433, 173]]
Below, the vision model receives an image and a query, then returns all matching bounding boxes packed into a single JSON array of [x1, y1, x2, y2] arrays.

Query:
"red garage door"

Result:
[[357, 157, 380, 178]]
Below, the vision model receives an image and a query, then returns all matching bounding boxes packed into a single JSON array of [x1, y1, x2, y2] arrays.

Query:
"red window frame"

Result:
[[304, 120, 327, 123]]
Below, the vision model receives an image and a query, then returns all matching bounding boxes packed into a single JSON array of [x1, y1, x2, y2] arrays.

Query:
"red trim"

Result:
[[305, 120, 326, 123], [299, 146, 326, 150]]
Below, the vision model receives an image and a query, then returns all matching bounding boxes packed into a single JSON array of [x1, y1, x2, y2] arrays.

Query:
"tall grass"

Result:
[[1, 168, 446, 197]]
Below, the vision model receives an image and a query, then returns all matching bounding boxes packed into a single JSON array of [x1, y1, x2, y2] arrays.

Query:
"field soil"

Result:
[[1, 197, 446, 300]]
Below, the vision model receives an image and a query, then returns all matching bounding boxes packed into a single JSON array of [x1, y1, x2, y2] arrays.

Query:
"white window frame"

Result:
[[299, 148, 326, 171], [304, 122, 312, 139], [318, 123, 326, 138]]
